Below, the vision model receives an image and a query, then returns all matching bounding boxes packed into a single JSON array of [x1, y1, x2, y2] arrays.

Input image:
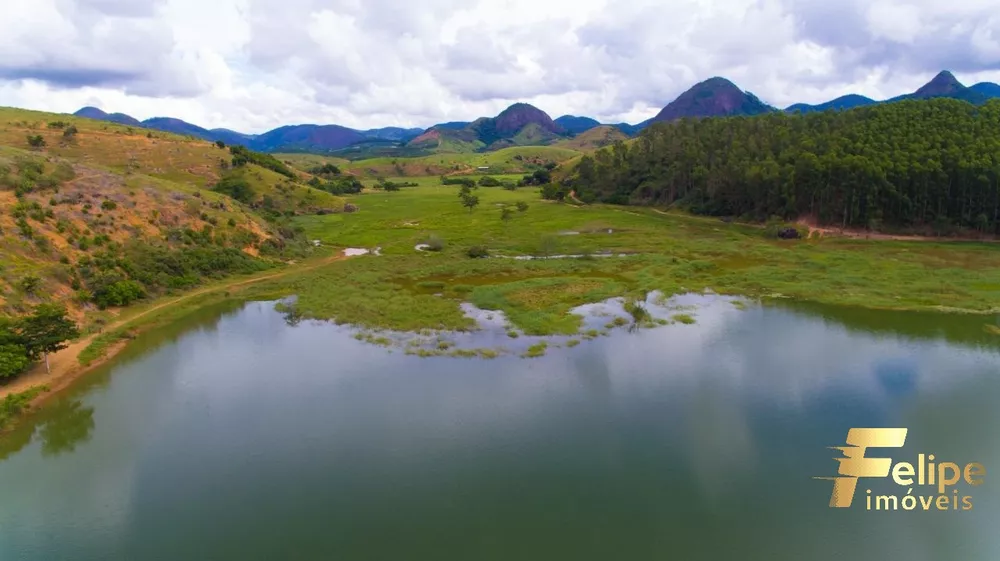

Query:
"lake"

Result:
[[1, 296, 998, 560]]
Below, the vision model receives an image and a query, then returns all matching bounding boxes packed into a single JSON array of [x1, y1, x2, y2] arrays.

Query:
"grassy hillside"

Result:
[[555, 126, 630, 152], [214, 165, 345, 215], [275, 154, 352, 173], [0, 107, 230, 187], [0, 107, 344, 334]]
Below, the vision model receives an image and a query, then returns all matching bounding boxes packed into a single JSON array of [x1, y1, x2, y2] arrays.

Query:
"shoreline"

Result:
[[3, 241, 999, 433], [0, 253, 349, 429]]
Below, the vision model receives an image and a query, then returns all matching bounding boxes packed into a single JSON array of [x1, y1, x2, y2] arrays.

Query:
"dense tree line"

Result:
[[565, 99, 1000, 233]]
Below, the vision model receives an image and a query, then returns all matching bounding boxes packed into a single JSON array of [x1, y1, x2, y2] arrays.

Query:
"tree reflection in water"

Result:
[[40, 399, 95, 457]]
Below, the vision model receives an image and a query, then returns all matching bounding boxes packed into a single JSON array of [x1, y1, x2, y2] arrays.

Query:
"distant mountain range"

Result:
[[72, 106, 424, 154], [72, 70, 1000, 156], [786, 71, 999, 113]]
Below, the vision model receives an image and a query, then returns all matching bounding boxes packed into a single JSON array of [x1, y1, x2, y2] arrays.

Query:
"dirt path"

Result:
[[0, 253, 349, 402]]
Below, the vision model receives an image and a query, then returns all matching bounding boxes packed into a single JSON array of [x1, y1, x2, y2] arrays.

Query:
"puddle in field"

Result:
[[344, 247, 382, 257]]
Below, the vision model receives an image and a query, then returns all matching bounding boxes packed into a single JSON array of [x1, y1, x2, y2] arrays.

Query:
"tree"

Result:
[[63, 126, 78, 141], [215, 140, 226, 149], [17, 304, 80, 373], [516, 201, 529, 212], [564, 98, 1000, 233], [461, 193, 480, 213], [0, 344, 30, 379], [26, 135, 46, 149], [0, 317, 31, 379], [500, 207, 514, 228], [541, 183, 568, 201]]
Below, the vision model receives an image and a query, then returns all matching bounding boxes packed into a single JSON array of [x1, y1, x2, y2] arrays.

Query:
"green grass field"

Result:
[[224, 179, 1000, 337], [282, 146, 582, 177]]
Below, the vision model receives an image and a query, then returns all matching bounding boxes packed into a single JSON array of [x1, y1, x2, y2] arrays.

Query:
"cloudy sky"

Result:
[[2, 0, 999, 133]]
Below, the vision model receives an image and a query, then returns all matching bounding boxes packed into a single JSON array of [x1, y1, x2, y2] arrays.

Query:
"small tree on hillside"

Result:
[[26, 135, 46, 149], [458, 184, 480, 213], [461, 193, 480, 213], [63, 126, 78, 141], [500, 206, 514, 229], [18, 304, 80, 373]]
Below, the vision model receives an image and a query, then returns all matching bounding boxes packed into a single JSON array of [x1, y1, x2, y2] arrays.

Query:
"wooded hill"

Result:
[[563, 98, 1000, 234]]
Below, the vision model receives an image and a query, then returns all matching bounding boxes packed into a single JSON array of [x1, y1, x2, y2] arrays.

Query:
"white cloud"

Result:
[[1, 0, 999, 133]]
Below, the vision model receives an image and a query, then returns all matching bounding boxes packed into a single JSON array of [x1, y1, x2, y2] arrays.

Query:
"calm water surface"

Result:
[[1, 297, 998, 560]]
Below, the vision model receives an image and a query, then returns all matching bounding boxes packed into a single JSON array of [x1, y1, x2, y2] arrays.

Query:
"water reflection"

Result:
[[39, 399, 95, 457], [0, 295, 997, 561]]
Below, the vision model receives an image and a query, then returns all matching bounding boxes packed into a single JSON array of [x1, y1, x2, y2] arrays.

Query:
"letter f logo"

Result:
[[816, 428, 908, 508]]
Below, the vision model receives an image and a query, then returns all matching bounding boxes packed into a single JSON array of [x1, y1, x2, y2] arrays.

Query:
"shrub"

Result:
[[212, 175, 256, 204], [478, 176, 501, 187], [101, 200, 117, 211], [92, 280, 145, 309], [441, 176, 476, 188], [308, 163, 341, 177], [19, 275, 41, 294], [540, 183, 569, 201], [763, 220, 807, 239], [26, 135, 46, 148], [229, 146, 295, 178], [466, 245, 489, 258], [424, 235, 445, 252]]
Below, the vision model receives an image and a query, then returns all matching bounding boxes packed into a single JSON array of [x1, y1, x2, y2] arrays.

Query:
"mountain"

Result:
[[889, 70, 988, 105], [360, 127, 425, 142], [612, 123, 643, 136], [786, 94, 877, 114], [252, 125, 368, 153], [409, 103, 568, 152], [434, 121, 472, 130], [493, 103, 564, 137], [142, 117, 216, 139], [73, 106, 142, 126], [909, 70, 968, 99], [74, 106, 108, 120], [554, 115, 602, 135], [207, 128, 257, 147], [72, 106, 419, 152], [649, 77, 775, 124], [62, 70, 1000, 157], [971, 82, 1000, 98], [792, 71, 1000, 114]]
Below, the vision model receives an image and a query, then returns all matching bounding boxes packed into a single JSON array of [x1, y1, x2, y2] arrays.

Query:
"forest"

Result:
[[564, 98, 1000, 233]]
